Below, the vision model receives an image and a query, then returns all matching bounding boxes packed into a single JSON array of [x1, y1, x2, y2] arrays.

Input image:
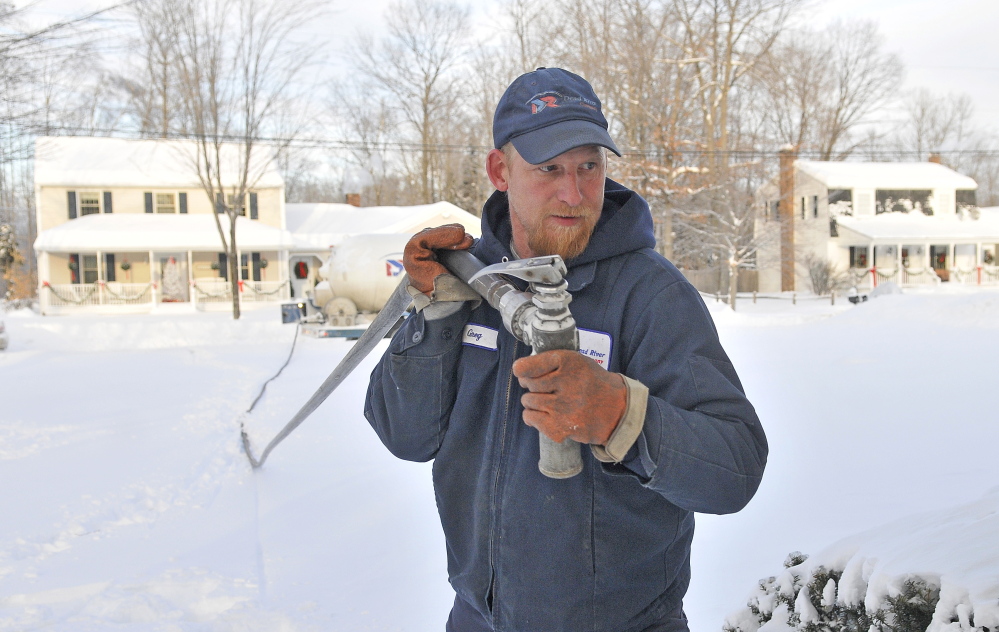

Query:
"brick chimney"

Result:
[[345, 193, 361, 207], [928, 152, 942, 165], [778, 145, 797, 292]]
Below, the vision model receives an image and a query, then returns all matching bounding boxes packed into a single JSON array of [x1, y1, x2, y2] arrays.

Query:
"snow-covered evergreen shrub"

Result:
[[724, 552, 944, 632]]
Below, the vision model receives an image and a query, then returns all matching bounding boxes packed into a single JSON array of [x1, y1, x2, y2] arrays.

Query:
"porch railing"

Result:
[[849, 265, 999, 290], [43, 282, 154, 307], [191, 279, 290, 304], [192, 278, 232, 304], [240, 280, 290, 303]]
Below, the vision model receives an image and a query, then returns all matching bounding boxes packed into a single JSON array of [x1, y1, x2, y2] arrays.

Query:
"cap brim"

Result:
[[510, 119, 621, 165]]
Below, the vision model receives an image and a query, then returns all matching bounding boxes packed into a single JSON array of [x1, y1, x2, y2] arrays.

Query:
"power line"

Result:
[[13, 126, 999, 160]]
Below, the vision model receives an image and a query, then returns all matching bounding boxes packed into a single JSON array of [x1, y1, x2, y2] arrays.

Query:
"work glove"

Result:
[[513, 349, 628, 446], [403, 224, 475, 295]]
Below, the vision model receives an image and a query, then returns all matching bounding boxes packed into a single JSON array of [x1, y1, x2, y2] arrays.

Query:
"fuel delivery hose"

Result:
[[242, 250, 582, 479]]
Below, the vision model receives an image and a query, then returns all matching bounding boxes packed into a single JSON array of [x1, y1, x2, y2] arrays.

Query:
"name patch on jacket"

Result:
[[462, 323, 499, 350], [578, 328, 612, 369]]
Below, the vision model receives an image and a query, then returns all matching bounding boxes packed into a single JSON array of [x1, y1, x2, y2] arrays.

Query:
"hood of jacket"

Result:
[[474, 178, 657, 270]]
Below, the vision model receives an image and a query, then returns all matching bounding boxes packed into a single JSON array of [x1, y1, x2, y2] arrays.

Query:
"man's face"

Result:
[[491, 144, 606, 261]]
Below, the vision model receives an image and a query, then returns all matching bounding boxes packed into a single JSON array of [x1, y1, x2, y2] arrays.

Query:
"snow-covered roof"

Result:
[[286, 201, 481, 250], [836, 211, 999, 242], [34, 137, 284, 189], [796, 160, 977, 190], [33, 214, 294, 252]]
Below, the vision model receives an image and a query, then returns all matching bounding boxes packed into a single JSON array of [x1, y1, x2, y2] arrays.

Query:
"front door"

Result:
[[930, 245, 949, 282], [156, 252, 190, 302]]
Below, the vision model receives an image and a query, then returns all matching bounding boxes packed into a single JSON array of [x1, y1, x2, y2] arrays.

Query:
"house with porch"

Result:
[[34, 136, 293, 314], [756, 158, 999, 292], [33, 136, 485, 315]]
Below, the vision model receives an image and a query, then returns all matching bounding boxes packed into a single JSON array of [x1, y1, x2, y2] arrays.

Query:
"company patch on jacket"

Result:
[[462, 323, 499, 350], [577, 328, 612, 369]]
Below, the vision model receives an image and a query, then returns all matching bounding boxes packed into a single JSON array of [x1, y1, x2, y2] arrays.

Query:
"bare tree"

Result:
[[167, 0, 321, 319], [351, 0, 471, 204], [673, 179, 777, 308]]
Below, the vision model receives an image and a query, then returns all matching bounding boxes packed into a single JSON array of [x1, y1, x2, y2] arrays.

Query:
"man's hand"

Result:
[[403, 224, 475, 295], [512, 349, 627, 445]]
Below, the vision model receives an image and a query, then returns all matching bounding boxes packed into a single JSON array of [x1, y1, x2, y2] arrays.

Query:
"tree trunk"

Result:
[[229, 220, 240, 320], [728, 258, 739, 311]]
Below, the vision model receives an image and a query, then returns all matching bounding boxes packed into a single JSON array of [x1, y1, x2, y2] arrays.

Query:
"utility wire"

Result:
[[12, 125, 999, 159]]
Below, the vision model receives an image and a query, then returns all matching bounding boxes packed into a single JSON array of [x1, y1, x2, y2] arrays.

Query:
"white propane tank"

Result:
[[313, 233, 412, 315]]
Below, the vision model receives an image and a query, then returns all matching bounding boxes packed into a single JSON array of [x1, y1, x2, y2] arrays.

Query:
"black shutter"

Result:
[[103, 191, 112, 214], [68, 191, 77, 219], [249, 192, 258, 219], [251, 252, 261, 281], [144, 192, 153, 213], [216, 192, 224, 214], [179, 192, 188, 214], [105, 253, 116, 282], [218, 253, 228, 278], [69, 253, 80, 284]]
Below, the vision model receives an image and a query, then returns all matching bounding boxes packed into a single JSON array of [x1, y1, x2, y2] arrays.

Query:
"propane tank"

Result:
[[310, 233, 411, 320]]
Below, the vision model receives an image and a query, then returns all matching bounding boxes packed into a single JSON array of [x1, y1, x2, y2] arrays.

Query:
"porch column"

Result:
[[867, 243, 875, 288], [149, 251, 157, 305], [187, 250, 196, 307], [39, 252, 51, 315], [279, 249, 289, 300], [97, 250, 105, 305]]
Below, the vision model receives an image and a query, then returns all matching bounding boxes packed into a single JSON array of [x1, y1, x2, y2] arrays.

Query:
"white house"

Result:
[[756, 159, 999, 292], [34, 136, 293, 314], [33, 136, 484, 314]]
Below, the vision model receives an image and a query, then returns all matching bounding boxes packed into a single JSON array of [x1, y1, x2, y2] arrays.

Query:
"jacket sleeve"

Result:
[[608, 279, 768, 515], [363, 304, 471, 462]]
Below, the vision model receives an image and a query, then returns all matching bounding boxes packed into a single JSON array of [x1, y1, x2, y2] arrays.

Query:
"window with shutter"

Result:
[[227, 193, 245, 216], [79, 192, 100, 216], [155, 193, 176, 213]]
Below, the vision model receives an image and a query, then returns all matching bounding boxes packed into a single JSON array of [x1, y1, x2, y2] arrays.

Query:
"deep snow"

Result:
[[1, 287, 997, 631]]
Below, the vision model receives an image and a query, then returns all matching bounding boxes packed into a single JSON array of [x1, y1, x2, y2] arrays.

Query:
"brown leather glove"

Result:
[[403, 224, 475, 295], [512, 349, 627, 445]]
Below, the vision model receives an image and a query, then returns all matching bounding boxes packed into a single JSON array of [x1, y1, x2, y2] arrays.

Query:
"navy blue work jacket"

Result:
[[365, 179, 768, 632]]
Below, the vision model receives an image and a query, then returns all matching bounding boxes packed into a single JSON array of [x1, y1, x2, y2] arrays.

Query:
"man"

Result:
[[365, 68, 767, 632]]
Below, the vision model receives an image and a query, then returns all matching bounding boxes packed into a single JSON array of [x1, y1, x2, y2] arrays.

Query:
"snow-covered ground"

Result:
[[1, 287, 997, 631]]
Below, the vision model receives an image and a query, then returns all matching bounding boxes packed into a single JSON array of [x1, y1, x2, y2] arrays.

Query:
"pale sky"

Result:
[[22, 0, 999, 129]]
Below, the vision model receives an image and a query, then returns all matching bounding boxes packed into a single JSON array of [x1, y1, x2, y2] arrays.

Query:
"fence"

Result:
[[680, 267, 759, 294]]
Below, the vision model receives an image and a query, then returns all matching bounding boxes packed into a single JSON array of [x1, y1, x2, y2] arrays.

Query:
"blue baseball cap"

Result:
[[493, 67, 621, 165]]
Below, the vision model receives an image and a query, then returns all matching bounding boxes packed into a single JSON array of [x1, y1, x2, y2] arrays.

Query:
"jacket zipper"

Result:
[[488, 338, 518, 626]]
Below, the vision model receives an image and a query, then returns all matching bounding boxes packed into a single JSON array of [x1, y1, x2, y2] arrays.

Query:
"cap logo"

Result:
[[530, 95, 559, 114], [528, 91, 599, 115]]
